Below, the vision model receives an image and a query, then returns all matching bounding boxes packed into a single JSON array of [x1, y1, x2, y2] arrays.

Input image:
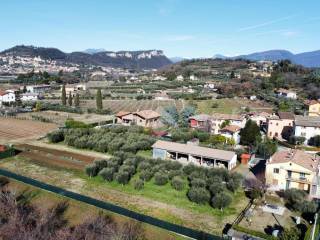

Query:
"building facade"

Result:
[[152, 140, 237, 170], [294, 116, 320, 145], [266, 150, 320, 198]]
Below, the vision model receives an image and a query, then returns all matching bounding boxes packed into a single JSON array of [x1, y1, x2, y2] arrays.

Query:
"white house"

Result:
[[176, 75, 184, 81], [219, 125, 241, 144], [189, 75, 198, 81], [0, 90, 15, 105], [21, 93, 40, 101], [276, 88, 297, 99], [26, 84, 51, 94], [294, 116, 320, 145]]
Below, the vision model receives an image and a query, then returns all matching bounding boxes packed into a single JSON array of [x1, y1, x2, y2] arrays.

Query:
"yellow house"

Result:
[[266, 150, 320, 198], [305, 100, 320, 117]]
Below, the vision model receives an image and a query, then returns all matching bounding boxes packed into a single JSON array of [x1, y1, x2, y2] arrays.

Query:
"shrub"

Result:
[[208, 181, 225, 195], [137, 161, 151, 171], [168, 170, 183, 180], [182, 163, 198, 175], [94, 159, 108, 171], [171, 176, 184, 191], [309, 135, 320, 147], [99, 167, 115, 182], [211, 191, 232, 209], [188, 170, 207, 182], [187, 187, 210, 204], [191, 178, 207, 188], [85, 164, 99, 177], [163, 161, 183, 171], [226, 173, 243, 192], [47, 130, 64, 143], [119, 165, 136, 177], [139, 170, 154, 182], [154, 172, 169, 185], [115, 171, 130, 185], [133, 179, 144, 190]]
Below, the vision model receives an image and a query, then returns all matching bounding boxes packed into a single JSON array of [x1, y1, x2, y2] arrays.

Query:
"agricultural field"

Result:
[[82, 99, 185, 113], [0, 117, 57, 144], [47, 99, 185, 113], [17, 110, 114, 126], [15, 144, 99, 170], [0, 152, 248, 235], [194, 98, 273, 115], [1, 178, 186, 240]]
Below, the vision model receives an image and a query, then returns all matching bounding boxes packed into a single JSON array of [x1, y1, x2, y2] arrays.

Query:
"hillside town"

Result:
[[1, 1, 320, 240]]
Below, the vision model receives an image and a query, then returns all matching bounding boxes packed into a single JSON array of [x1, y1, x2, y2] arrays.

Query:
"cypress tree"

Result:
[[74, 93, 80, 107], [96, 88, 103, 110], [68, 91, 72, 106], [61, 84, 66, 105]]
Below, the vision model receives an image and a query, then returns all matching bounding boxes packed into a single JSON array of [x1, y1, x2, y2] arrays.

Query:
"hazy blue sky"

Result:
[[1, 0, 319, 58]]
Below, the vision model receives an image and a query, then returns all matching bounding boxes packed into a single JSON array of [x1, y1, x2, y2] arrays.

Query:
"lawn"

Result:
[[193, 98, 273, 115], [2, 176, 188, 240], [0, 155, 249, 235]]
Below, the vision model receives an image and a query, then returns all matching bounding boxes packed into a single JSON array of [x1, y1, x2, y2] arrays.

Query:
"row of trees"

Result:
[[48, 126, 155, 154], [85, 151, 243, 210], [61, 85, 103, 110], [0, 183, 144, 240]]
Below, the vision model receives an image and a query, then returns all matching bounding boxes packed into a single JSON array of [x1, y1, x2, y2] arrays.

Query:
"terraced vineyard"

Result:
[[79, 99, 185, 113]]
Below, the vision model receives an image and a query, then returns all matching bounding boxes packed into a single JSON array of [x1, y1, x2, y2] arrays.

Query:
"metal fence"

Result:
[[0, 168, 223, 240]]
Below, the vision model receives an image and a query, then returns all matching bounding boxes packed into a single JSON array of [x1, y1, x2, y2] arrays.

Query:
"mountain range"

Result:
[[0, 45, 172, 69], [213, 50, 320, 68]]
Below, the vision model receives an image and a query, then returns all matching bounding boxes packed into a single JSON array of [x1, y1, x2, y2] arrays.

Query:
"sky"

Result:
[[1, 0, 320, 58]]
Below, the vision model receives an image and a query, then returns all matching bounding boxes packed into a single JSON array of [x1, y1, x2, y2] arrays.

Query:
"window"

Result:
[[300, 172, 306, 179], [274, 168, 279, 174]]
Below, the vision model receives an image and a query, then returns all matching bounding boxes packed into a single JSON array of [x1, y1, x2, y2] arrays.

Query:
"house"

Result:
[[21, 92, 40, 101], [176, 75, 184, 81], [189, 114, 212, 132], [267, 112, 295, 139], [152, 140, 237, 170], [219, 125, 241, 144], [294, 116, 320, 145], [26, 84, 51, 94], [0, 90, 15, 105], [276, 88, 297, 99], [116, 110, 161, 128], [265, 149, 320, 198], [304, 100, 320, 117], [189, 113, 246, 135], [64, 84, 86, 96], [211, 113, 246, 134], [249, 112, 271, 128], [189, 75, 198, 81]]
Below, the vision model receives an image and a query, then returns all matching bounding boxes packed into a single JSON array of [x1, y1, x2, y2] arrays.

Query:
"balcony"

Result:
[[286, 175, 310, 183]]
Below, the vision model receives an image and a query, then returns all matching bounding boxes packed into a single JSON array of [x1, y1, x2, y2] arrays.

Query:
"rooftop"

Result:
[[278, 112, 295, 120], [220, 125, 241, 133], [295, 115, 320, 128], [269, 149, 320, 172], [135, 110, 160, 119], [189, 114, 211, 122], [152, 140, 236, 162]]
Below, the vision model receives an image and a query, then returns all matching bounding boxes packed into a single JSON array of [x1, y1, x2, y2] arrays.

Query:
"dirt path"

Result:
[[0, 157, 246, 234], [25, 140, 111, 160]]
